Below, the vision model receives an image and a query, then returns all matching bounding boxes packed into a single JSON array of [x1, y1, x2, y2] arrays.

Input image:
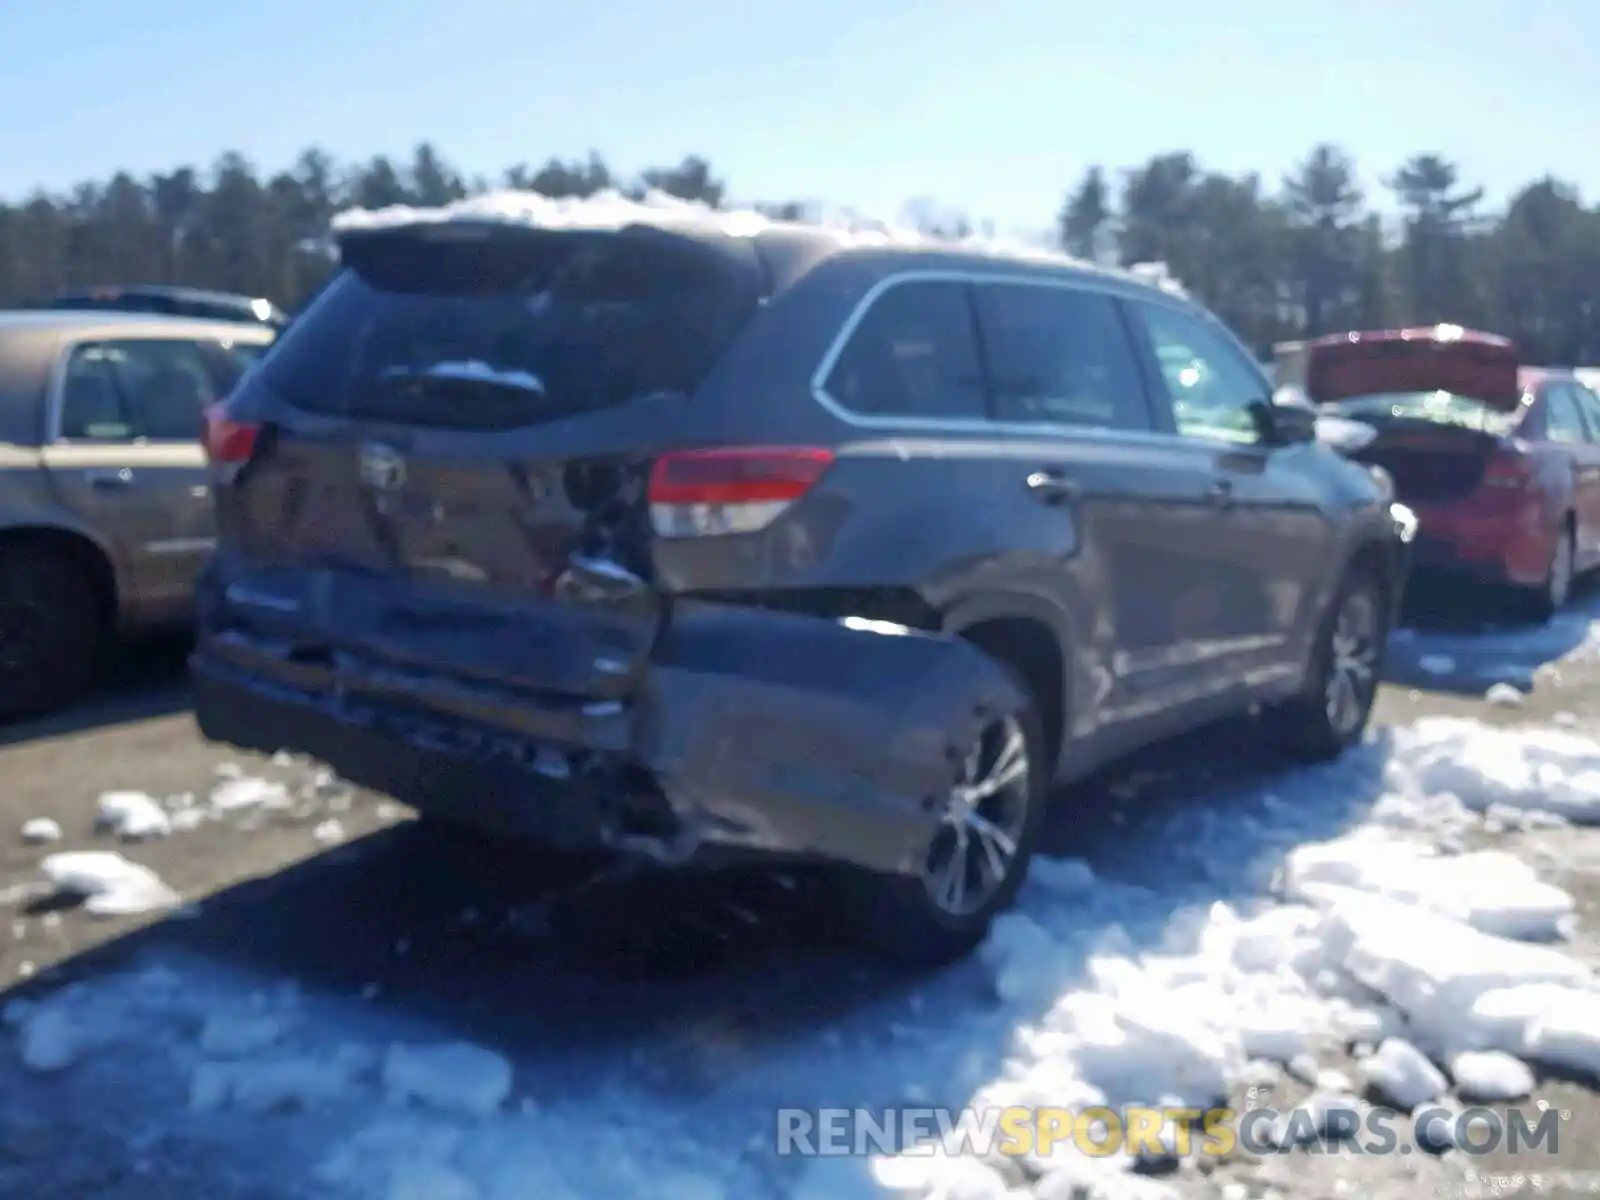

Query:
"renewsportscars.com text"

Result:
[[774, 1104, 1566, 1158]]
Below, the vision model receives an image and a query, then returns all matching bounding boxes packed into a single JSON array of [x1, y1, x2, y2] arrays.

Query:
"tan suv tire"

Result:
[[0, 546, 101, 719]]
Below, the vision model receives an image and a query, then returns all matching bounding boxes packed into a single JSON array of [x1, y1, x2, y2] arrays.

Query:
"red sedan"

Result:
[[1304, 325, 1600, 620]]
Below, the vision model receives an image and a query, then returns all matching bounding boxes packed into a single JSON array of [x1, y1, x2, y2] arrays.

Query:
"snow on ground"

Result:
[[5, 606, 1600, 1197], [20, 761, 355, 915], [21, 761, 347, 851], [38, 852, 178, 917], [1386, 597, 1600, 697], [4, 708, 1599, 1200], [19, 818, 61, 844]]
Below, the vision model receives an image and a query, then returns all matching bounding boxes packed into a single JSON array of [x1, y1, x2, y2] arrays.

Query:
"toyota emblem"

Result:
[[358, 443, 406, 491]]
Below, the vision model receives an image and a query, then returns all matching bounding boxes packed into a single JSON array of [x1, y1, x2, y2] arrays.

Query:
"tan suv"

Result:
[[0, 311, 274, 717]]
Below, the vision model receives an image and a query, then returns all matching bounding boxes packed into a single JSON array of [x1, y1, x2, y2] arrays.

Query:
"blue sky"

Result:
[[1, 0, 1594, 234]]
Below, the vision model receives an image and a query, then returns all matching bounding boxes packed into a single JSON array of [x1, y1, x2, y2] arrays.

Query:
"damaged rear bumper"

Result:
[[190, 604, 1025, 876]]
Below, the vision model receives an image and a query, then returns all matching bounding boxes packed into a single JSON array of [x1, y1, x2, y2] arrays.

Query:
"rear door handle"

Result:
[[1026, 469, 1080, 505], [83, 468, 135, 490], [1205, 478, 1234, 506]]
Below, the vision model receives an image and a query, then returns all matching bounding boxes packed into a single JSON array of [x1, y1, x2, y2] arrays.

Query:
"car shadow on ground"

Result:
[[1383, 573, 1600, 698], [7, 710, 1402, 1180], [0, 631, 193, 748]]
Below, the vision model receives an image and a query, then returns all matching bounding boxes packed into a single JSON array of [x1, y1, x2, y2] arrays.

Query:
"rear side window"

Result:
[[822, 281, 986, 420], [1544, 386, 1589, 444], [57, 338, 221, 441], [973, 283, 1150, 431], [259, 232, 760, 429]]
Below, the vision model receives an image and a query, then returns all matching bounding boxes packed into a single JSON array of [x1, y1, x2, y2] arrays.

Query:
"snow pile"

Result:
[[39, 851, 178, 916], [1282, 833, 1574, 940], [96, 790, 172, 840], [329, 187, 1188, 297], [5, 965, 192, 1075], [1384, 717, 1600, 824], [866, 716, 1600, 1196], [209, 772, 291, 813], [15, 1005, 87, 1072], [199, 1013, 287, 1058], [1358, 1037, 1446, 1107], [1449, 1049, 1533, 1101], [191, 1053, 365, 1115], [54, 765, 343, 847], [1485, 682, 1525, 707], [382, 1042, 514, 1118], [20, 818, 61, 844]]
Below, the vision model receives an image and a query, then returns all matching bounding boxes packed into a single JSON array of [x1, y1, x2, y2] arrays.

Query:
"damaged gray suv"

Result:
[[191, 205, 1412, 962]]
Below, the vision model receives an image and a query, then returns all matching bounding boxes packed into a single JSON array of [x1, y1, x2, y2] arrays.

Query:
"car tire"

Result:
[[1519, 521, 1575, 624], [1264, 563, 1389, 764], [834, 672, 1050, 965], [0, 545, 101, 720]]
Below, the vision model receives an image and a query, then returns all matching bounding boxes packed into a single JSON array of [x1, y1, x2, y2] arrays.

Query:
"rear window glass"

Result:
[[1324, 391, 1523, 435], [258, 235, 760, 428]]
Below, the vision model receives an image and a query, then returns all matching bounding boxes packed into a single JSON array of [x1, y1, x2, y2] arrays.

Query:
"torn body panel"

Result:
[[192, 583, 1024, 877]]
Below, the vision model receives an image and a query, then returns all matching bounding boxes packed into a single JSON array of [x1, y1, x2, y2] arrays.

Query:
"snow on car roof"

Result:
[[330, 187, 1189, 298]]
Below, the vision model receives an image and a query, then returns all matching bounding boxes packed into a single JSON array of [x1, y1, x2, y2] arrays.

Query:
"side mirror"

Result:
[[1249, 396, 1318, 445]]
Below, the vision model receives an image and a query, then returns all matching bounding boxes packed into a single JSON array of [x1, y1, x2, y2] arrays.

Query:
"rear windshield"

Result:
[[256, 232, 760, 428], [1324, 391, 1524, 435]]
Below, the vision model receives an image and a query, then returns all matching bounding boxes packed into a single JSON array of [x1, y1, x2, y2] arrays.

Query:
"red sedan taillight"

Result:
[[1481, 448, 1534, 490]]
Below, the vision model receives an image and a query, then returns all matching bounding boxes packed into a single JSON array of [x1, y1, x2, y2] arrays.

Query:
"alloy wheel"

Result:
[[920, 714, 1032, 917], [1324, 588, 1380, 737]]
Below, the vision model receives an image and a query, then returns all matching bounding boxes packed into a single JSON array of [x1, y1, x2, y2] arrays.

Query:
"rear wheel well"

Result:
[[958, 617, 1065, 772], [0, 526, 117, 628], [1345, 539, 1392, 607]]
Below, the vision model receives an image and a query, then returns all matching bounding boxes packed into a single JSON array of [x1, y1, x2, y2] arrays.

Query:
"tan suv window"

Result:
[[58, 339, 220, 441]]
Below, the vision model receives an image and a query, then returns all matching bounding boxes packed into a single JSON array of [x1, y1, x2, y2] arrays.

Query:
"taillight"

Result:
[[648, 447, 835, 537], [202, 403, 261, 465], [1482, 448, 1533, 490]]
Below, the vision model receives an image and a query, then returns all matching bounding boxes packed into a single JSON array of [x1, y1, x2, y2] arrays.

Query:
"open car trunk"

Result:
[[1305, 328, 1522, 411], [1342, 419, 1507, 504], [1305, 328, 1524, 504], [207, 219, 763, 703]]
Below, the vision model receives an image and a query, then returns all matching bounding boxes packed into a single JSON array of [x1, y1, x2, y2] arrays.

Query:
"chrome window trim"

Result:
[[806, 268, 1204, 442]]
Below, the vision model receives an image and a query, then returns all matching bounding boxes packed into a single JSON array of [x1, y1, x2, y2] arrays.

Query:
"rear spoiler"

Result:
[[1303, 326, 1522, 412], [333, 219, 762, 298]]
